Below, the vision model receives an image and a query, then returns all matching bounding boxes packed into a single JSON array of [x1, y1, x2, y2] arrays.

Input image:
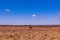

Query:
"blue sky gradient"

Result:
[[0, 0, 60, 25]]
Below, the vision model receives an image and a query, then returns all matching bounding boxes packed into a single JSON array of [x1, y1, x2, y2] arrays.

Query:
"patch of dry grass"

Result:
[[0, 25, 60, 40]]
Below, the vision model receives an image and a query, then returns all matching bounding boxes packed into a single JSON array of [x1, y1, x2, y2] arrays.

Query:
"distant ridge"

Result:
[[0, 25, 60, 27]]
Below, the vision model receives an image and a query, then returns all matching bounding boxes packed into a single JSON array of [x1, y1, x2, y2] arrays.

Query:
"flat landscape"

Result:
[[0, 25, 60, 40]]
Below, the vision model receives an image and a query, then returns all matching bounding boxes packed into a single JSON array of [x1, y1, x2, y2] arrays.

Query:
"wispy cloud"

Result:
[[40, 16, 45, 19], [53, 17, 58, 20], [58, 13, 60, 16], [52, 13, 60, 20], [4, 9, 11, 13]]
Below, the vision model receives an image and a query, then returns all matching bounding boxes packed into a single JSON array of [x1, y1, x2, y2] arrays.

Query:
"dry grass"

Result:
[[0, 25, 60, 40]]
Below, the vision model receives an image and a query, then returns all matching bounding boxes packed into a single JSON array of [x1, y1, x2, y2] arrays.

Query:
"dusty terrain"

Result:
[[0, 25, 60, 40]]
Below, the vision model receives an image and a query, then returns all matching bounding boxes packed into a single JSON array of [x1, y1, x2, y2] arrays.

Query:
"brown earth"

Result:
[[0, 25, 60, 40]]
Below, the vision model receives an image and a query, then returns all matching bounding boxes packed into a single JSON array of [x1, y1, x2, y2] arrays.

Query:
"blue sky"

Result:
[[0, 0, 60, 25]]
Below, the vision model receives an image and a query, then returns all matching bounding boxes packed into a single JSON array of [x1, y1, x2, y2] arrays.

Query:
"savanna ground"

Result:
[[0, 25, 60, 40]]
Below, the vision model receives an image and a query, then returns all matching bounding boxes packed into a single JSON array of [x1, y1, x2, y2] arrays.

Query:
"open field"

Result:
[[0, 25, 60, 40]]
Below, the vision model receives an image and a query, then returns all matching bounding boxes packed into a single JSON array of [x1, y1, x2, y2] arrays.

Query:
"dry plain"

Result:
[[0, 25, 60, 40]]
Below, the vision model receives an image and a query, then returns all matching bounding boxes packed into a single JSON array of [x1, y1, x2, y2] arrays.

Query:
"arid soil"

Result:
[[0, 25, 60, 40]]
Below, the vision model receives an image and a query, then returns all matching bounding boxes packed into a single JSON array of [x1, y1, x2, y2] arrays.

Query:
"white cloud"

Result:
[[4, 9, 11, 13], [32, 14, 36, 17]]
